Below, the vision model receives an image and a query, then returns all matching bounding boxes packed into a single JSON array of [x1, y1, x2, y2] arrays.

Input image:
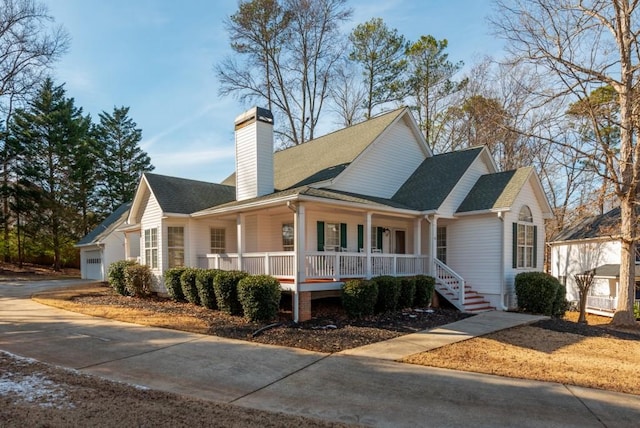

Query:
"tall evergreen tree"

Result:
[[349, 18, 407, 118], [10, 78, 83, 270], [94, 106, 153, 213]]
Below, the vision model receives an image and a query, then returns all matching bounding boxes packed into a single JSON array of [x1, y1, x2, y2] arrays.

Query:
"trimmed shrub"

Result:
[[398, 277, 416, 309], [164, 267, 187, 302], [515, 271, 562, 316], [180, 268, 201, 305], [214, 270, 248, 315], [552, 283, 569, 317], [196, 269, 219, 309], [373, 275, 401, 313], [413, 275, 436, 307], [342, 279, 378, 318], [107, 260, 136, 296], [237, 275, 281, 322], [124, 264, 153, 297]]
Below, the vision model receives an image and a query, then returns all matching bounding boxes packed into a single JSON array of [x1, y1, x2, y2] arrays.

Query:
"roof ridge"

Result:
[[145, 172, 233, 188]]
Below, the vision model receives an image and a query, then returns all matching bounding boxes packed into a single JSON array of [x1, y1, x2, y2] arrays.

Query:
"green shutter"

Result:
[[340, 223, 347, 249], [533, 225, 538, 268], [357, 225, 364, 251], [377, 227, 383, 250], [317, 221, 325, 251], [512, 222, 518, 269]]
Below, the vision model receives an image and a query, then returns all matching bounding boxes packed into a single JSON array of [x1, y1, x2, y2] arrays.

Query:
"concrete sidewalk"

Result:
[[340, 311, 547, 360], [1, 279, 639, 427]]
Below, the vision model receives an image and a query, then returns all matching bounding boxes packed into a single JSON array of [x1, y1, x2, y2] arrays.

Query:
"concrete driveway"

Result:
[[1, 279, 639, 427]]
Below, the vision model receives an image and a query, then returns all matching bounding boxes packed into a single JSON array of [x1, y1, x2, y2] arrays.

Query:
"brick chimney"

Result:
[[234, 107, 274, 201]]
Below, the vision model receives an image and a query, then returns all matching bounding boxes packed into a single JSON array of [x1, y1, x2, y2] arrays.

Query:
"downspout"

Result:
[[498, 211, 508, 310]]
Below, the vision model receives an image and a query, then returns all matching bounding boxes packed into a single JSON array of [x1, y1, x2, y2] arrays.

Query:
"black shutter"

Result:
[[377, 227, 383, 251], [357, 225, 364, 251], [533, 225, 538, 268], [317, 221, 325, 251], [512, 222, 518, 269], [340, 223, 347, 249]]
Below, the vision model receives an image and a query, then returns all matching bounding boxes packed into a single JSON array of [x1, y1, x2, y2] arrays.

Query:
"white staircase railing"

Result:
[[433, 258, 465, 306]]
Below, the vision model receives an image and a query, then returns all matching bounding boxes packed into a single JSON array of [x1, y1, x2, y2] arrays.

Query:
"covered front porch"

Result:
[[584, 263, 640, 317]]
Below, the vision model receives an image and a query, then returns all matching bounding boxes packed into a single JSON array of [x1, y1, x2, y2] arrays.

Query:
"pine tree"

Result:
[[94, 106, 153, 214], [10, 78, 84, 270]]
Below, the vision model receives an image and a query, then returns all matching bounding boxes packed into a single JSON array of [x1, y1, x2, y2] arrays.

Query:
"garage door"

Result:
[[84, 250, 102, 280]]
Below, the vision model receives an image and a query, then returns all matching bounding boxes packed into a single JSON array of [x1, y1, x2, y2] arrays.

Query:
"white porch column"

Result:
[[414, 218, 421, 255], [293, 203, 306, 323], [123, 232, 131, 260], [365, 212, 372, 279], [428, 215, 438, 276], [237, 214, 245, 271]]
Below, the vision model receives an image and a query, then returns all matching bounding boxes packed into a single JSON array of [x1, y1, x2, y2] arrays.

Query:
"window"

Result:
[[282, 223, 294, 251], [515, 206, 536, 268], [210, 228, 226, 253], [167, 227, 184, 268], [436, 226, 447, 264], [325, 222, 340, 251], [144, 228, 158, 269]]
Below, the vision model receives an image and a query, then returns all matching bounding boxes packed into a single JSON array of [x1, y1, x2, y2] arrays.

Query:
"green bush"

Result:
[[413, 275, 436, 307], [552, 283, 569, 317], [237, 275, 281, 322], [107, 260, 136, 296], [214, 270, 248, 315], [373, 275, 401, 313], [164, 267, 187, 302], [341, 279, 378, 318], [515, 271, 563, 316], [124, 264, 153, 297], [398, 277, 416, 309], [196, 269, 219, 309], [180, 268, 201, 305]]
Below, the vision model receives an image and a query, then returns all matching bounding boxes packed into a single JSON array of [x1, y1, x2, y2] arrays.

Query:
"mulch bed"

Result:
[[71, 289, 472, 353]]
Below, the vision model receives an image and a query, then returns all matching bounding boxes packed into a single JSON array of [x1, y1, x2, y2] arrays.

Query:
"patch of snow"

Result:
[[0, 372, 75, 409]]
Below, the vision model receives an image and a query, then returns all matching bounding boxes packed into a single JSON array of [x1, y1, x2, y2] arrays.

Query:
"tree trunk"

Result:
[[612, 197, 637, 326], [578, 292, 588, 324]]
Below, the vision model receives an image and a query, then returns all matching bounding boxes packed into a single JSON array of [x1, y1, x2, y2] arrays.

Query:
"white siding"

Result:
[[140, 192, 163, 290], [446, 215, 502, 296], [503, 178, 547, 308], [550, 240, 620, 302], [235, 117, 274, 201], [328, 117, 427, 198], [103, 231, 126, 276], [439, 153, 491, 216]]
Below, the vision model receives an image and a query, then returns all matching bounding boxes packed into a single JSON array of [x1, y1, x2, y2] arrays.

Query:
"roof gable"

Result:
[[392, 147, 483, 211], [76, 202, 131, 246], [143, 173, 236, 214], [457, 168, 531, 213], [222, 108, 408, 190]]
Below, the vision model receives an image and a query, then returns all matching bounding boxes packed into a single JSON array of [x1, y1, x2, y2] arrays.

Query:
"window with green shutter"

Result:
[[514, 206, 537, 268]]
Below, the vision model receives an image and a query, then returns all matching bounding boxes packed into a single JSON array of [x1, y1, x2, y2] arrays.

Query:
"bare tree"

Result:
[[574, 269, 596, 323], [216, 0, 351, 146], [493, 0, 639, 326], [329, 59, 366, 127], [0, 0, 68, 262]]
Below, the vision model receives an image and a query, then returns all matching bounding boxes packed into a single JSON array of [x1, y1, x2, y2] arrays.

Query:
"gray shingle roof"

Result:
[[456, 167, 533, 213], [144, 173, 236, 214], [76, 202, 131, 246], [221, 108, 407, 190], [391, 147, 483, 211], [551, 207, 620, 242]]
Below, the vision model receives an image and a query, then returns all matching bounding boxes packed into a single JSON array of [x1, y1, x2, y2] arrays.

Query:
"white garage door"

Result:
[[84, 250, 103, 280]]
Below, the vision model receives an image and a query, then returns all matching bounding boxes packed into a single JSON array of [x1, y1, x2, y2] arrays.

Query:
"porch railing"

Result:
[[198, 252, 429, 281], [586, 295, 617, 312], [434, 258, 465, 306]]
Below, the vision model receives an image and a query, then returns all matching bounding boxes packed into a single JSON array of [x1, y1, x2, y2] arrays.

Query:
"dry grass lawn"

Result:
[[404, 312, 640, 395], [32, 285, 210, 334]]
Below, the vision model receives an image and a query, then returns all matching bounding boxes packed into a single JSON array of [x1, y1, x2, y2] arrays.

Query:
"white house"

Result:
[[119, 107, 552, 321], [549, 207, 640, 316], [76, 202, 131, 281]]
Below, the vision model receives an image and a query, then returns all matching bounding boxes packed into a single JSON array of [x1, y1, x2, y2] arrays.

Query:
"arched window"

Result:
[[513, 205, 536, 269]]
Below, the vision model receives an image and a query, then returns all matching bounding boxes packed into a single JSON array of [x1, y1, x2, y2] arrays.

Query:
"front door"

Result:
[[394, 230, 406, 254]]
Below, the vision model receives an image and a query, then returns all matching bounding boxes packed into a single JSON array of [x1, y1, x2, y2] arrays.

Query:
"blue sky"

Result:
[[45, 1, 504, 184]]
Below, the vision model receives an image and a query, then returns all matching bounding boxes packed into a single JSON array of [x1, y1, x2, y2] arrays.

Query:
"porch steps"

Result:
[[435, 283, 495, 313]]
